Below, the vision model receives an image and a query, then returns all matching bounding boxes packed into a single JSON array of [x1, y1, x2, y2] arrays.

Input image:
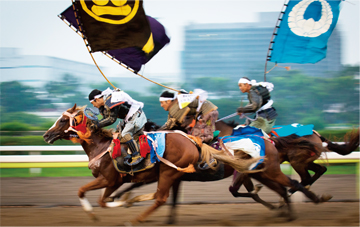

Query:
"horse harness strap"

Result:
[[88, 149, 110, 170], [63, 110, 81, 133], [261, 136, 275, 145]]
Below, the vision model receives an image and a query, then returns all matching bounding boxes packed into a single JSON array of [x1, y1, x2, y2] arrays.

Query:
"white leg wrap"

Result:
[[79, 198, 93, 212], [105, 200, 126, 208]]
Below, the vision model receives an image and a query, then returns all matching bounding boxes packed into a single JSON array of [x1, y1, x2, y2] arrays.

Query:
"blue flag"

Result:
[[269, 0, 341, 64]]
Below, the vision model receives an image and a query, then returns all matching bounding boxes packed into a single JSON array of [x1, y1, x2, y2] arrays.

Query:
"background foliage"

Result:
[[0, 65, 359, 147]]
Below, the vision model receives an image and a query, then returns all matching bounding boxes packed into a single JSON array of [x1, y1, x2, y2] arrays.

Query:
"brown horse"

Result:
[[110, 121, 328, 222], [216, 120, 359, 197], [43, 104, 262, 224]]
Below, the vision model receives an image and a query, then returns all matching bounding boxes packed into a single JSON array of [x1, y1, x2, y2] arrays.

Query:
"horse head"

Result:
[[43, 104, 89, 144]]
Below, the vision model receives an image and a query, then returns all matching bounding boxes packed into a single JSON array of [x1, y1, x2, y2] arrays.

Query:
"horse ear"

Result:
[[70, 104, 77, 112]]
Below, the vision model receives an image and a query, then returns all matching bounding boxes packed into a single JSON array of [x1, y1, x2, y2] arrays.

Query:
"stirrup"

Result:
[[124, 152, 144, 166], [198, 158, 217, 170]]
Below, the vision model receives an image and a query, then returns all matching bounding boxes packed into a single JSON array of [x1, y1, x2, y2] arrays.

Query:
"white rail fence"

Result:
[[0, 145, 359, 168]]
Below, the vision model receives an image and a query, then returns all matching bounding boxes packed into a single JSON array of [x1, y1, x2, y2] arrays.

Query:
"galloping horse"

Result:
[[110, 120, 328, 222], [216, 120, 359, 197], [43, 104, 263, 224]]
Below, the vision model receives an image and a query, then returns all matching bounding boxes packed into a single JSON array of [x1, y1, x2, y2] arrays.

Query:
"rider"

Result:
[[237, 77, 277, 134], [159, 90, 219, 143], [88, 88, 147, 163]]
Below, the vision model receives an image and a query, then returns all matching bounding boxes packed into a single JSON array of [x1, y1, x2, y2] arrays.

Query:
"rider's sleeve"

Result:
[[158, 116, 177, 130], [237, 90, 262, 113], [97, 105, 119, 128]]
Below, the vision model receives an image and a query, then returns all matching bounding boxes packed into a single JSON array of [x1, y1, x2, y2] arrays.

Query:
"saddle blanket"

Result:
[[220, 126, 265, 170], [144, 132, 166, 163], [271, 123, 314, 137]]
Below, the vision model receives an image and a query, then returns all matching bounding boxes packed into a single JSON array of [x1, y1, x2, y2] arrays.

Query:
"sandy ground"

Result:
[[1, 175, 359, 226]]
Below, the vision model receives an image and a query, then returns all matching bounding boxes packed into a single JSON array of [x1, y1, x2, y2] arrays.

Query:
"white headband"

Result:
[[90, 87, 113, 102], [159, 97, 175, 102], [238, 78, 251, 84]]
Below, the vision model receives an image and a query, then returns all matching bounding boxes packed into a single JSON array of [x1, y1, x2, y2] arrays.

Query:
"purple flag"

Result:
[[59, 5, 170, 72]]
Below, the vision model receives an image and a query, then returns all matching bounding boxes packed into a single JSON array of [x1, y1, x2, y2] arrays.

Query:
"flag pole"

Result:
[[67, 1, 180, 93], [264, 0, 289, 82]]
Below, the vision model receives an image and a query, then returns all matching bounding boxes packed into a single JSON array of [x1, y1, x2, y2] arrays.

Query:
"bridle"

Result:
[[62, 110, 86, 133]]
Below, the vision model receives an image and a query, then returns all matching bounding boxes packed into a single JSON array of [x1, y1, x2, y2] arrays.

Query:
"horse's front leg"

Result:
[[230, 171, 275, 210], [99, 183, 123, 208], [78, 175, 111, 220]]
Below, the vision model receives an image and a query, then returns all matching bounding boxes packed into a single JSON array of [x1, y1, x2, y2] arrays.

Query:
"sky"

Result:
[[0, 0, 359, 77]]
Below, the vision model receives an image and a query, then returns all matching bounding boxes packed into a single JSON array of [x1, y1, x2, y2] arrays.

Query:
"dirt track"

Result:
[[1, 175, 359, 226]]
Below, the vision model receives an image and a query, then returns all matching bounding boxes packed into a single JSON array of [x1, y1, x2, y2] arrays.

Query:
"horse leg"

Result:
[[306, 162, 327, 186], [288, 162, 329, 199], [229, 171, 275, 210], [106, 182, 146, 202], [287, 162, 312, 194], [99, 184, 125, 208], [78, 175, 112, 220], [252, 174, 296, 221], [269, 172, 321, 204], [167, 179, 181, 224], [131, 169, 183, 225], [229, 170, 245, 195], [306, 163, 332, 202]]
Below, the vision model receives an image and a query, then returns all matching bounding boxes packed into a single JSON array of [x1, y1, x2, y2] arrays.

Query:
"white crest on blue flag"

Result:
[[288, 0, 333, 37]]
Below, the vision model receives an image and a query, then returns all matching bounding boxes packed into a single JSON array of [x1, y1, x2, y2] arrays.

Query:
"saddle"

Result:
[[110, 136, 155, 175]]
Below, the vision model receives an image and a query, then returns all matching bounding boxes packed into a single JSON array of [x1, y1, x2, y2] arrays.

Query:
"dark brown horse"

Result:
[[43, 104, 262, 224], [216, 120, 359, 197]]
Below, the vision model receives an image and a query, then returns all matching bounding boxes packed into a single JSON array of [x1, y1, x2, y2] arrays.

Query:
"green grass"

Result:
[[0, 163, 357, 177]]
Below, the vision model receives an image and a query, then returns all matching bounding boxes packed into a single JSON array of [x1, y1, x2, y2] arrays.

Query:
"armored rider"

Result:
[[88, 88, 147, 163], [159, 90, 219, 143], [237, 77, 277, 134]]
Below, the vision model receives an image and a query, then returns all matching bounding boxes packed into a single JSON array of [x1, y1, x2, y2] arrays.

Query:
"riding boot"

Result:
[[124, 139, 144, 166]]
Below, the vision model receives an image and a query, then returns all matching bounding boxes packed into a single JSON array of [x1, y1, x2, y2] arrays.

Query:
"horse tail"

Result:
[[200, 143, 263, 173], [272, 134, 323, 158], [318, 128, 359, 155]]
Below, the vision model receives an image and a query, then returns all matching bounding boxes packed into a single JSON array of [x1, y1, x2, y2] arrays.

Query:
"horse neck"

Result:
[[215, 121, 233, 137], [80, 133, 112, 160]]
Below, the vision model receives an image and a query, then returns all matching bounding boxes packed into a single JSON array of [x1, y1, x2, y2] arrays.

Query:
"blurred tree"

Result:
[[192, 77, 232, 95], [45, 74, 88, 106], [0, 81, 42, 112]]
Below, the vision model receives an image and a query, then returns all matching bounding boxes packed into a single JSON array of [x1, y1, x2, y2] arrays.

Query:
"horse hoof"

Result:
[[320, 193, 333, 202]]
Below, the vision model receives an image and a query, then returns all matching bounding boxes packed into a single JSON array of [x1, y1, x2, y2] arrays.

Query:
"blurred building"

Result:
[[182, 12, 342, 84], [0, 47, 105, 90], [0, 47, 180, 95]]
